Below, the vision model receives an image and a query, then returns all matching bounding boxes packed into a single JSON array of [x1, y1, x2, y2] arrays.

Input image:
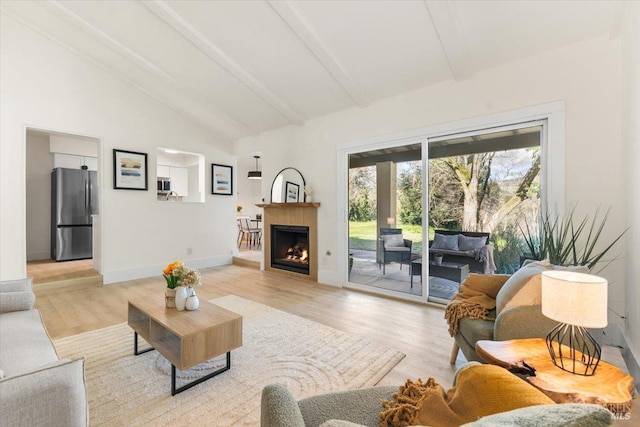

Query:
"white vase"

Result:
[[165, 288, 176, 308], [306, 195, 312, 202], [175, 286, 188, 311], [185, 290, 200, 311]]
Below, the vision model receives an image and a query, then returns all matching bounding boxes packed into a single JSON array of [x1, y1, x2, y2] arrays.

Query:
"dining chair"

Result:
[[238, 217, 262, 248]]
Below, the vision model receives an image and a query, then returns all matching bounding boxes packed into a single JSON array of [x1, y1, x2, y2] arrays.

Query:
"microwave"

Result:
[[157, 178, 171, 192]]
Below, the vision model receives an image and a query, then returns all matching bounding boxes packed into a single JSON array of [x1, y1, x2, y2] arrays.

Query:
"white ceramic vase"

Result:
[[185, 289, 200, 311], [175, 286, 188, 311]]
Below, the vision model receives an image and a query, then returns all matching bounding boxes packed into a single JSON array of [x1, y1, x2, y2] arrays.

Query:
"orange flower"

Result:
[[163, 261, 182, 276]]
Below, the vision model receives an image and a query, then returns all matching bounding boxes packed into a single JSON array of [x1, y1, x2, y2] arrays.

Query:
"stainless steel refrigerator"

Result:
[[51, 167, 99, 261]]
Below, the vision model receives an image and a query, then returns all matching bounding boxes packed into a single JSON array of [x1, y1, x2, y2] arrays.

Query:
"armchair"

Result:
[[448, 262, 562, 363], [378, 228, 412, 274]]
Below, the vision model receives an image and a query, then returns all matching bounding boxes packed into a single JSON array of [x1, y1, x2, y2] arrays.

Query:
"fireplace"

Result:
[[271, 225, 310, 275], [257, 202, 319, 281]]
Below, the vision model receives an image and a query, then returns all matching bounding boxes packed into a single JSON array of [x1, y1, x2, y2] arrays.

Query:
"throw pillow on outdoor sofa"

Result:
[[431, 233, 459, 251], [458, 234, 487, 251]]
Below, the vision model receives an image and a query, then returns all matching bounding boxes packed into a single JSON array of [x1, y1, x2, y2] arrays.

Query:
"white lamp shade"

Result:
[[541, 270, 608, 328]]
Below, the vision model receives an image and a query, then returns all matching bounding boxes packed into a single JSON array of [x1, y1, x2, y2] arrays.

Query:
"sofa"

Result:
[[0, 278, 88, 427], [261, 362, 613, 427], [429, 230, 491, 273]]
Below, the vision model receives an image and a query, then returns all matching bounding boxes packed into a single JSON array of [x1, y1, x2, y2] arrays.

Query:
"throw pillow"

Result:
[[382, 234, 405, 248], [495, 261, 550, 314], [458, 235, 487, 251], [380, 363, 554, 427], [0, 291, 36, 313], [462, 403, 613, 427], [431, 233, 459, 251], [496, 261, 590, 314]]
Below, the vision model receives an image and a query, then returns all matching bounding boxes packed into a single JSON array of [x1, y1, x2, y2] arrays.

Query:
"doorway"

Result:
[[25, 127, 103, 286]]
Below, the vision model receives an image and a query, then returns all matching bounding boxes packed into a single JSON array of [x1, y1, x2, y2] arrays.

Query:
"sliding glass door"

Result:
[[342, 119, 545, 305]]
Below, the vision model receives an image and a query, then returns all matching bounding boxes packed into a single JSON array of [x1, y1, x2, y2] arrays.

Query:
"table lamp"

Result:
[[541, 270, 608, 376]]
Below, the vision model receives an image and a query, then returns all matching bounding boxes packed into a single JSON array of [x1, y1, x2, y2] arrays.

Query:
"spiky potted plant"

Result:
[[519, 205, 627, 272]]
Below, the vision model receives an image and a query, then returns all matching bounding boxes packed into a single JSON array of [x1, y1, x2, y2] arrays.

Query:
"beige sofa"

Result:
[[0, 278, 88, 426]]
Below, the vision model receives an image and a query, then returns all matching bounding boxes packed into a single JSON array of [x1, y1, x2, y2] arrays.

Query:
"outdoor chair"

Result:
[[378, 228, 412, 274]]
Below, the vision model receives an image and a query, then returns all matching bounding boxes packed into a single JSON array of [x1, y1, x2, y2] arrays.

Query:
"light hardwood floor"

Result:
[[34, 264, 638, 422], [27, 259, 100, 285], [35, 264, 461, 387]]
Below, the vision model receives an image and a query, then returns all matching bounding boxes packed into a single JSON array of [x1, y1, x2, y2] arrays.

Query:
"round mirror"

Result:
[[270, 167, 305, 203]]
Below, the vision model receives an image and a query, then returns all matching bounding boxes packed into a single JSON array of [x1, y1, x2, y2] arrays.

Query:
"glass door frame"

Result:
[[336, 101, 565, 304]]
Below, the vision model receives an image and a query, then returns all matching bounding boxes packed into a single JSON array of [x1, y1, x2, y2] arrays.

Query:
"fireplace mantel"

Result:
[[256, 203, 321, 208], [256, 203, 320, 281]]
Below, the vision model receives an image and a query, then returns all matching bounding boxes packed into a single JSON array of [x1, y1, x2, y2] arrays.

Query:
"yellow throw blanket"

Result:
[[444, 274, 509, 336], [379, 364, 555, 427]]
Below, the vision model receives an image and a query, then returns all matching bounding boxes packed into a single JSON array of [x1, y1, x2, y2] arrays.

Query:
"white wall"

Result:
[[622, 2, 640, 380], [1, 15, 235, 283], [25, 133, 53, 261], [50, 134, 98, 157], [236, 36, 627, 327]]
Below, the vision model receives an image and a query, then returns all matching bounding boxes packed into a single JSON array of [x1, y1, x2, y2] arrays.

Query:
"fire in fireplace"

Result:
[[271, 225, 310, 275]]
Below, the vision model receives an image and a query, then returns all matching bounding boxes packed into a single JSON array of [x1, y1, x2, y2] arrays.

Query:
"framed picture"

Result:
[[285, 181, 299, 203], [113, 149, 148, 190], [211, 164, 233, 195]]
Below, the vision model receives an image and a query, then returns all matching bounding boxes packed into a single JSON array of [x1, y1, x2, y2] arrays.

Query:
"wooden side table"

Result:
[[476, 338, 634, 417]]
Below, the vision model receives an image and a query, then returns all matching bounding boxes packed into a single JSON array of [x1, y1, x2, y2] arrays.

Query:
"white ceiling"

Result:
[[2, 1, 622, 146]]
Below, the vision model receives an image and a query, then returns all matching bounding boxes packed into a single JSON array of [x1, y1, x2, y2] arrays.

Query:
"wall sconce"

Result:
[[541, 270, 608, 376], [386, 217, 395, 226], [247, 155, 262, 180]]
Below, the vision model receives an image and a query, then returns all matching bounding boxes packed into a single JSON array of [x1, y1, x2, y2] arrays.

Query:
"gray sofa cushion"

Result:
[[458, 309, 496, 344], [462, 403, 613, 426], [0, 309, 59, 377], [0, 358, 88, 427]]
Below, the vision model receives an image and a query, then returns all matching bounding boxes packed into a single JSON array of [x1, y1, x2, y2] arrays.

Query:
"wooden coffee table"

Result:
[[476, 338, 634, 416], [128, 295, 243, 395]]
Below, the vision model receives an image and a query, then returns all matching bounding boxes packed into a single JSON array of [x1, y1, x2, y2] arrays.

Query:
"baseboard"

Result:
[[27, 251, 50, 261], [102, 255, 232, 285], [601, 324, 640, 393], [622, 345, 640, 394]]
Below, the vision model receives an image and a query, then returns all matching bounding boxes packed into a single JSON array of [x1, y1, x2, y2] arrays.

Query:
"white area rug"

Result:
[[54, 295, 405, 426]]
